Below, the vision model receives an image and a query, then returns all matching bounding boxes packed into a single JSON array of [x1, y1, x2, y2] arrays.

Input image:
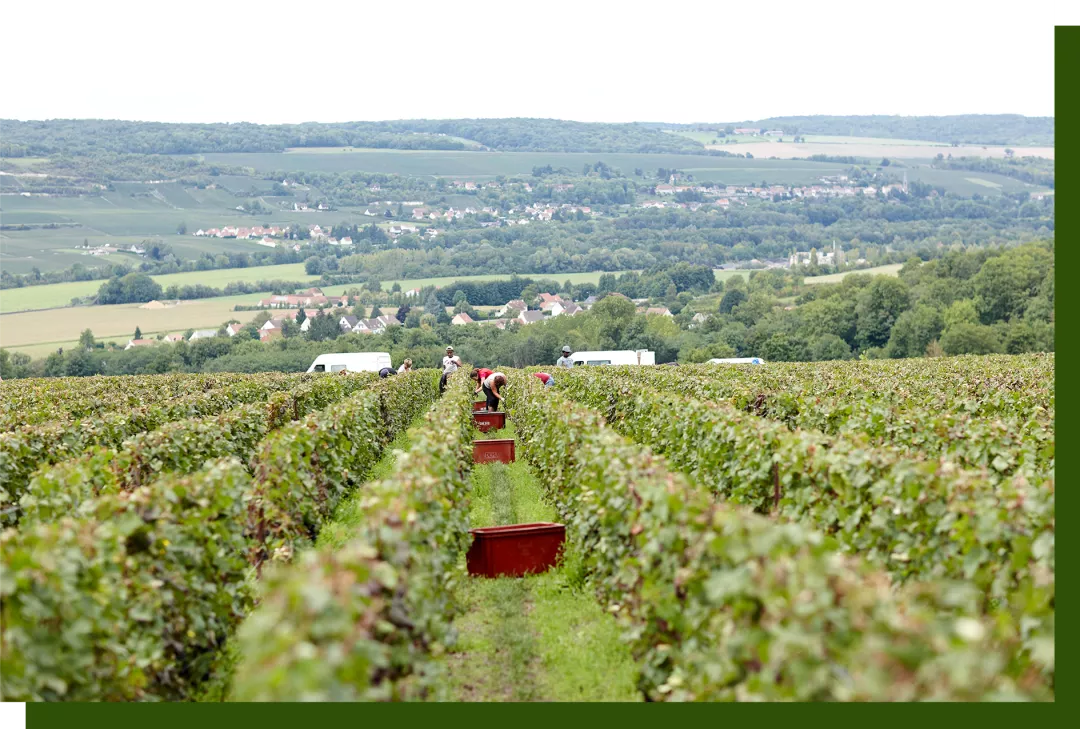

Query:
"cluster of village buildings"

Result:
[[644, 177, 910, 210], [80, 242, 147, 257], [120, 287, 685, 352]]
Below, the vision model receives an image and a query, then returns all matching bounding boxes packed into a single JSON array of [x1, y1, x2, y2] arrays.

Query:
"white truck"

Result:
[[570, 349, 656, 366], [307, 352, 392, 373], [708, 357, 766, 365]]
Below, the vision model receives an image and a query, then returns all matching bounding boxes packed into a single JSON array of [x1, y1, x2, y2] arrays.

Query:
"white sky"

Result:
[[1, 0, 1069, 124]]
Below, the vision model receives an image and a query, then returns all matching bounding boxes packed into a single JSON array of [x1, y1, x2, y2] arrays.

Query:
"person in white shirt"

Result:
[[439, 346, 462, 393], [481, 371, 507, 411], [556, 346, 574, 368], [397, 358, 413, 374]]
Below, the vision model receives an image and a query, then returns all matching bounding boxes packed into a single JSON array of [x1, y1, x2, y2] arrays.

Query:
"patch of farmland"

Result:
[[705, 139, 1055, 160], [0, 262, 317, 314], [199, 150, 851, 184], [0, 293, 268, 349], [803, 263, 903, 285]]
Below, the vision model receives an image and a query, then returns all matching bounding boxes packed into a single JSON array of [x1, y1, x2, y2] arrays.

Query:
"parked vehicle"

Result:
[[570, 349, 656, 366], [306, 352, 392, 373], [707, 357, 765, 365]]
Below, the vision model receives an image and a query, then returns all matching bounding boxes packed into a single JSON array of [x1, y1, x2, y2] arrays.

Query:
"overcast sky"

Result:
[[3, 0, 1068, 124]]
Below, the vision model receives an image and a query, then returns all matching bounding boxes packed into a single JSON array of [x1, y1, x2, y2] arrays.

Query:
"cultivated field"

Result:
[[705, 139, 1056, 160], [803, 263, 903, 284], [0, 263, 316, 314], [663, 129, 1054, 159], [201, 150, 854, 183], [0, 355, 1055, 702], [0, 293, 267, 350]]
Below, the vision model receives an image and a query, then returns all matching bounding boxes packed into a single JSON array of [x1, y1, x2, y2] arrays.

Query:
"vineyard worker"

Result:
[[397, 358, 413, 374], [472, 367, 493, 396], [439, 346, 462, 393], [378, 366, 397, 378], [481, 371, 508, 411], [533, 372, 555, 388], [556, 346, 574, 369]]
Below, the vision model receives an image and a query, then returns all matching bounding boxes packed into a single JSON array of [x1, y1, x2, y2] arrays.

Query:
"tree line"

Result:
[[0, 243, 1052, 380]]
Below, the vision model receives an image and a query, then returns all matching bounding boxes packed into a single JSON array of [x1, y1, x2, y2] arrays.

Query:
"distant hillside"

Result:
[[0, 118, 707, 157], [653, 115, 1053, 146]]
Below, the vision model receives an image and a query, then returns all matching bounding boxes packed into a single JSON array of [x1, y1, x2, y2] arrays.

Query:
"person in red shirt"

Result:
[[472, 367, 494, 403], [533, 372, 555, 388]]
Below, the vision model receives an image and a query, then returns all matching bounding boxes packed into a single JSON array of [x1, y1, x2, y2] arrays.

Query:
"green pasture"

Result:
[[803, 263, 903, 285], [200, 149, 851, 183]]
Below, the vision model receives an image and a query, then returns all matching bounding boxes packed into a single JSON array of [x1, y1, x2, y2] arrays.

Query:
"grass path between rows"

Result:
[[433, 421, 640, 702]]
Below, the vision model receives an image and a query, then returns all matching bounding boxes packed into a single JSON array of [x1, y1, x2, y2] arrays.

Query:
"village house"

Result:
[[124, 338, 157, 350], [404, 288, 422, 298], [163, 333, 185, 343], [451, 312, 475, 326], [225, 323, 243, 337], [641, 307, 674, 317], [256, 292, 348, 309], [655, 184, 675, 195], [496, 299, 527, 317], [349, 315, 398, 334], [189, 329, 218, 341], [479, 318, 509, 330], [259, 328, 283, 342], [339, 315, 360, 333], [517, 310, 544, 325]]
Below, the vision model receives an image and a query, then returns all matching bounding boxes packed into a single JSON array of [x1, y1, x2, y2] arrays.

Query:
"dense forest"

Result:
[[0, 115, 1053, 157], [659, 115, 1054, 146], [0, 119, 706, 156], [0, 242, 1053, 379]]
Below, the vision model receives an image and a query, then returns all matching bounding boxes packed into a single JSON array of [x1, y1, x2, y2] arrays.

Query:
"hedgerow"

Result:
[[554, 367, 1055, 672], [245, 369, 438, 566], [0, 372, 259, 431], [505, 372, 1052, 701], [231, 370, 473, 700], [15, 372, 375, 527], [0, 373, 334, 526], [1, 459, 253, 701], [1, 370, 442, 701]]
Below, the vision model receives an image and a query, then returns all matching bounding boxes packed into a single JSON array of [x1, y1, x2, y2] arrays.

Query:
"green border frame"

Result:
[[1051, 23, 1070, 707]]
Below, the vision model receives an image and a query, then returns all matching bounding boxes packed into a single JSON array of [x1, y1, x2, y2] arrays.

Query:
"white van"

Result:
[[571, 349, 656, 366], [708, 357, 765, 365], [307, 352, 392, 373]]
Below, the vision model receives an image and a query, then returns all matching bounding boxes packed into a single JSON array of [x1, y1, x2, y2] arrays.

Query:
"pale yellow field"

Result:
[[705, 140, 1054, 160], [0, 294, 266, 350]]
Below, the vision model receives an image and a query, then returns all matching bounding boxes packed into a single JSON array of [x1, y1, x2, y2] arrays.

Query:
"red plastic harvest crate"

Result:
[[472, 401, 488, 411], [472, 410, 506, 433], [466, 522, 566, 578], [473, 438, 515, 464]]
